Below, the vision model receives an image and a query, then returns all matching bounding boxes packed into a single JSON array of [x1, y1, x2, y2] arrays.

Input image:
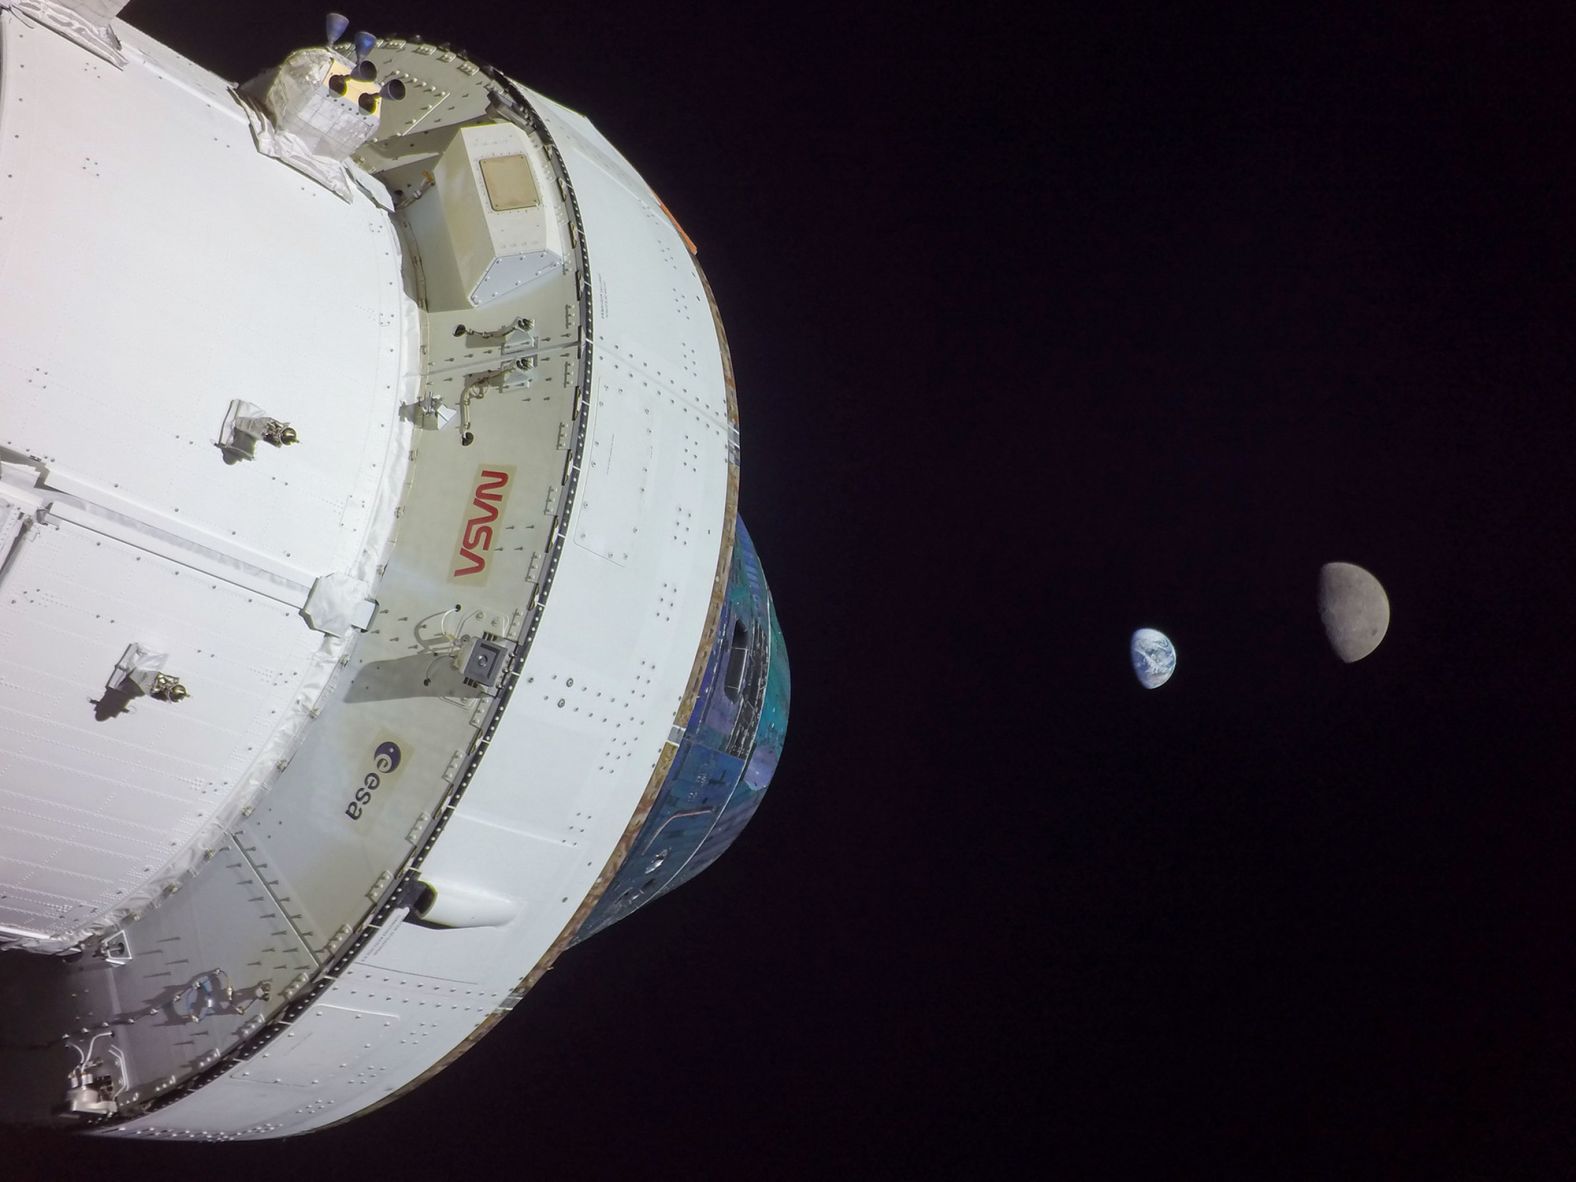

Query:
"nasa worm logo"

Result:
[[450, 466, 515, 582], [345, 740, 405, 822]]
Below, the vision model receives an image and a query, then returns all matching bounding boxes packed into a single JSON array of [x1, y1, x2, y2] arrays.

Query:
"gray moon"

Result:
[[1318, 562, 1390, 662]]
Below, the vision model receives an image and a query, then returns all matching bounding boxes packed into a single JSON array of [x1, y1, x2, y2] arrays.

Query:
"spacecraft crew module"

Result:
[[0, 1, 788, 1139]]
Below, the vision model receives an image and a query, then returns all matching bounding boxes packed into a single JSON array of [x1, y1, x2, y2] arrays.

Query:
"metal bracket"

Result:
[[93, 929, 131, 966], [108, 643, 189, 703], [452, 316, 536, 349], [458, 358, 535, 446], [219, 399, 299, 461], [62, 1065, 118, 1117], [454, 632, 508, 692]]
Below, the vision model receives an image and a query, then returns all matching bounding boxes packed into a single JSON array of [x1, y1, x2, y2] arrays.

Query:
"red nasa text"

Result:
[[452, 468, 511, 578]]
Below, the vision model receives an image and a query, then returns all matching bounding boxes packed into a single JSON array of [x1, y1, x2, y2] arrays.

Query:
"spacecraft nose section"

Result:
[[569, 522, 789, 945]]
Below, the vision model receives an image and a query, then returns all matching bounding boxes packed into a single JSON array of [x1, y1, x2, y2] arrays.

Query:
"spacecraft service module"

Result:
[[0, 1, 788, 1139]]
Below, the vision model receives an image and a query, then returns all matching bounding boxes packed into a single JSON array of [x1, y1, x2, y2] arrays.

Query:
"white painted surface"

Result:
[[0, 10, 411, 947], [96, 78, 737, 1139], [0, 15, 740, 1136], [436, 121, 565, 305]]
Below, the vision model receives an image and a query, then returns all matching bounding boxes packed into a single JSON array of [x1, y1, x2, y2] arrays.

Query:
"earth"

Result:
[[1130, 628, 1176, 689]]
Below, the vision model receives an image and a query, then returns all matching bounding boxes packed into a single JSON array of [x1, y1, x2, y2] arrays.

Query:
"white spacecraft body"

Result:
[[0, 2, 787, 1139]]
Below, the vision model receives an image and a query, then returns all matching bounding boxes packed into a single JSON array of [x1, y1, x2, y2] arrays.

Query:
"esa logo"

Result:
[[344, 741, 403, 821]]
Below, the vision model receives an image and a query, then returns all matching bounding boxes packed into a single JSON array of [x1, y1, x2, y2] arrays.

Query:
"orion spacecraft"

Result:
[[0, 1, 787, 1138]]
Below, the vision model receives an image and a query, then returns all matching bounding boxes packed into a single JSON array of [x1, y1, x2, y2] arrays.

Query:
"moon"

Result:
[[1130, 627, 1177, 689], [1318, 562, 1390, 662]]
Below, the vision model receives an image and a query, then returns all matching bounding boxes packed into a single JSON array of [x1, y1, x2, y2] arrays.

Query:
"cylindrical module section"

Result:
[[0, 5, 414, 952], [0, 5, 787, 1141]]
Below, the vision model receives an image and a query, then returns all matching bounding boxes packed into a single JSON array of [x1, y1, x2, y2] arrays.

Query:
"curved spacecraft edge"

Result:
[[0, 3, 789, 1139]]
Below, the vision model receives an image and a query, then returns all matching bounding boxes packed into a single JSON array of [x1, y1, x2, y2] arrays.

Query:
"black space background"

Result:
[[4, 1, 1574, 1176]]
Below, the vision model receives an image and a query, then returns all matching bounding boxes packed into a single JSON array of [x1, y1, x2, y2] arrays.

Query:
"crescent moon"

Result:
[[1317, 562, 1390, 662]]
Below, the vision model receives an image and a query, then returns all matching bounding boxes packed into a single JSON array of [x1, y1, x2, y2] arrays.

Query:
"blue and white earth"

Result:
[[1130, 627, 1176, 689]]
